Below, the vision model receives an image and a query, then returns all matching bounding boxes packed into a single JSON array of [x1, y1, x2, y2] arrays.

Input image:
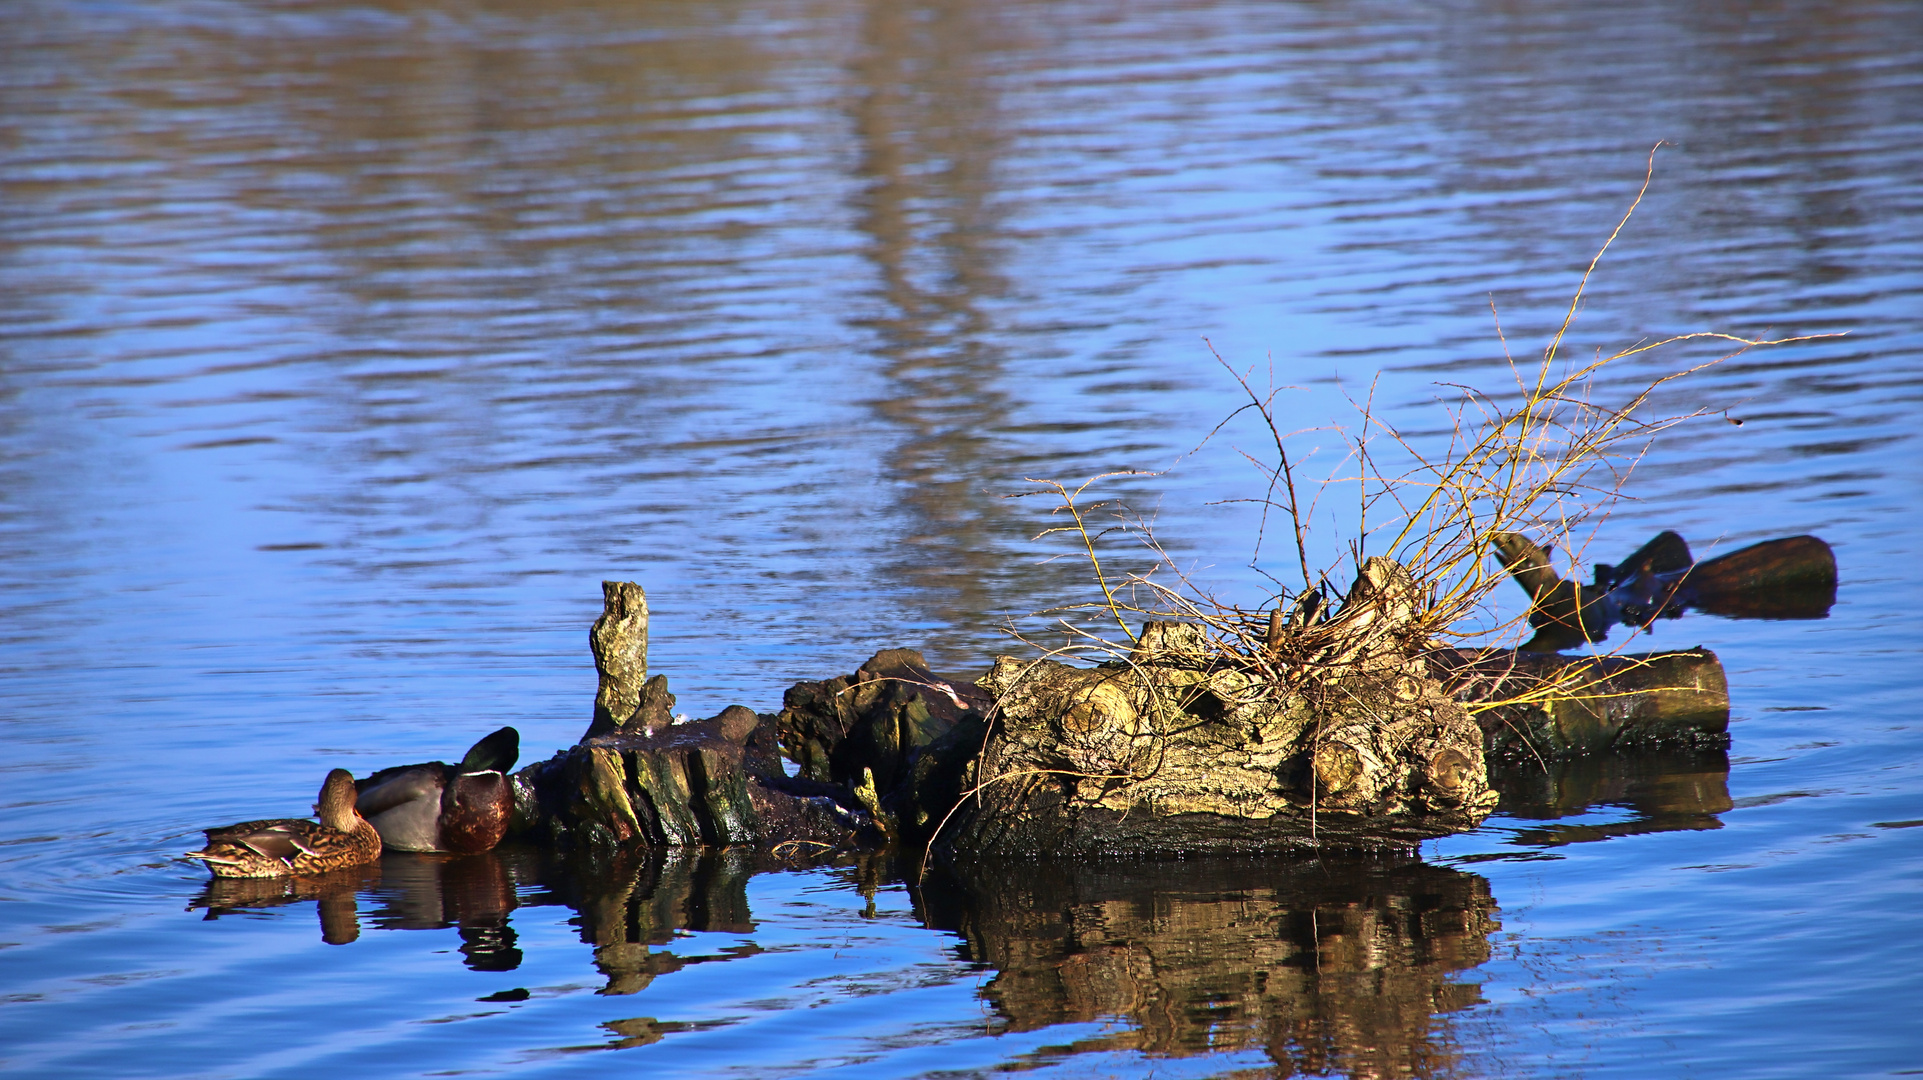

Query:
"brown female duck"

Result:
[[354, 726, 519, 854], [184, 769, 382, 878]]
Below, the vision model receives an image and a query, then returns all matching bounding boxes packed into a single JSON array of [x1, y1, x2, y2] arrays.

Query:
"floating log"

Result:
[[1496, 531, 1837, 650], [1683, 534, 1837, 618], [511, 566, 1742, 860], [1434, 646, 1730, 758]]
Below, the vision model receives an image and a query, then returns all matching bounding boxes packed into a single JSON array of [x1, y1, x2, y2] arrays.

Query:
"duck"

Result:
[[184, 768, 382, 878], [354, 726, 519, 854]]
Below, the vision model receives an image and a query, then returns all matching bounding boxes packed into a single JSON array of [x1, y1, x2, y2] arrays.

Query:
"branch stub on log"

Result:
[[587, 581, 650, 740]]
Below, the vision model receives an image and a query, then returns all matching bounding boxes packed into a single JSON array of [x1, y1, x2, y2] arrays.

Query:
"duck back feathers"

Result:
[[185, 769, 382, 878], [354, 727, 519, 854]]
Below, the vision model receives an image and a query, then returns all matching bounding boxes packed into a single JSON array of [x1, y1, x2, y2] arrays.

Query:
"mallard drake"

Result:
[[184, 769, 382, 878], [355, 726, 519, 854]]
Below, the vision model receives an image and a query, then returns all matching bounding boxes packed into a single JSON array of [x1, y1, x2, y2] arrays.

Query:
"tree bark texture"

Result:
[[584, 581, 652, 741], [510, 581, 880, 853], [511, 574, 1737, 859], [1436, 647, 1730, 758], [937, 628, 1496, 858]]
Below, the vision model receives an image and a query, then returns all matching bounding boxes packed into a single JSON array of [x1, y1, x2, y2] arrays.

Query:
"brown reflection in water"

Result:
[[181, 750, 1729, 1060], [192, 853, 526, 960], [918, 856, 1497, 1077], [364, 851, 525, 971], [185, 844, 774, 988], [534, 845, 764, 995], [190, 863, 383, 947], [1490, 749, 1733, 848]]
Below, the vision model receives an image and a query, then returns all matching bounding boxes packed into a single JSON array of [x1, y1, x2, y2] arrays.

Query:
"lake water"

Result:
[[2, 0, 1920, 1076]]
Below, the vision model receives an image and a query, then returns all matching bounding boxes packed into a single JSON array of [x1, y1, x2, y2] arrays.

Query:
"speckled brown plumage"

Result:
[[184, 769, 382, 878]]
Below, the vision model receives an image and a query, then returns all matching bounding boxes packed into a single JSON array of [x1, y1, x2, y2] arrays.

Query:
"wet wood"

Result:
[[932, 559, 1500, 859], [1685, 535, 1837, 618], [1434, 646, 1730, 758], [511, 582, 877, 852], [518, 572, 1740, 859], [1497, 531, 1837, 647]]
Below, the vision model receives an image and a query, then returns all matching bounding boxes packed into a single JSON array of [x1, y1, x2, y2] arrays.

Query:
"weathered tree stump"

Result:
[[584, 581, 652, 740], [509, 582, 878, 852], [924, 560, 1499, 859]]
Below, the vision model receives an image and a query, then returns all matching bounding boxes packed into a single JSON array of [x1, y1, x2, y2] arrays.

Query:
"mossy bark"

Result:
[[942, 649, 1494, 857], [510, 581, 876, 853], [924, 560, 1502, 858]]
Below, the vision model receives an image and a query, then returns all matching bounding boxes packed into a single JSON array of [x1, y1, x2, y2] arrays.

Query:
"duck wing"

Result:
[[356, 763, 448, 818], [201, 818, 313, 861]]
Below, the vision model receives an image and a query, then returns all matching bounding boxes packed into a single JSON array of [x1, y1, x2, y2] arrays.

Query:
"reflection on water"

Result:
[[192, 866, 379, 947], [540, 846, 764, 996], [191, 853, 522, 964], [2, 0, 1920, 1073], [173, 752, 1740, 1066], [928, 856, 1495, 1077], [1491, 750, 1734, 849], [189, 846, 774, 989]]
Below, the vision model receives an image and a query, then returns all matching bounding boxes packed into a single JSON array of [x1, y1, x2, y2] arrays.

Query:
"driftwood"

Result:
[[1494, 531, 1836, 650], [509, 561, 1750, 858], [770, 559, 1506, 858], [1436, 646, 1730, 758]]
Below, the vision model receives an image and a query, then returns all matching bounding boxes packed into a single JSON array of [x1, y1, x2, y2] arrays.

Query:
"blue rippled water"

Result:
[[1, 0, 1919, 1076]]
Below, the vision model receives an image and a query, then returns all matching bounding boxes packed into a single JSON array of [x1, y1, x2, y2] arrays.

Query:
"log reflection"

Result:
[[184, 744, 1728, 1060], [1490, 749, 1733, 846], [919, 856, 1498, 1076], [363, 851, 525, 971], [184, 846, 769, 990], [534, 846, 762, 995]]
